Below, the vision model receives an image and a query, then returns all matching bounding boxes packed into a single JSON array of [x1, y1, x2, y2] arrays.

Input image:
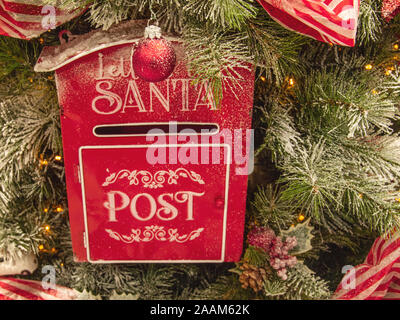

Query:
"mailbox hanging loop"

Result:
[[58, 30, 78, 45], [145, 0, 162, 40], [147, 0, 159, 27]]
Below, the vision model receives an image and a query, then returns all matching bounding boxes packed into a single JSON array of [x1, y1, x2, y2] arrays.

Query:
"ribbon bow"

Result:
[[257, 0, 359, 46]]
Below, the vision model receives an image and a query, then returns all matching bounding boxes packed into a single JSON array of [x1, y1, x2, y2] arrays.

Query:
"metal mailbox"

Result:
[[34, 20, 255, 263]]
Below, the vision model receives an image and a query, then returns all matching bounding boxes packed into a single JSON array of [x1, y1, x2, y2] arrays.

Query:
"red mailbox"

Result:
[[34, 21, 255, 263]]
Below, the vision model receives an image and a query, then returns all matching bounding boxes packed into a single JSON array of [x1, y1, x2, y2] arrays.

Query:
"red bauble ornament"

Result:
[[132, 25, 176, 82]]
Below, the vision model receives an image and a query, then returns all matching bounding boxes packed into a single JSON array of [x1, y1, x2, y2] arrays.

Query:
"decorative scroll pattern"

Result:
[[102, 168, 205, 188], [105, 226, 204, 243]]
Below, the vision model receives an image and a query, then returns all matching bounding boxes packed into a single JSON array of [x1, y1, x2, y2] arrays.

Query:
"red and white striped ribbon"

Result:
[[0, 277, 78, 300], [333, 232, 400, 300], [0, 0, 85, 39], [257, 0, 359, 46]]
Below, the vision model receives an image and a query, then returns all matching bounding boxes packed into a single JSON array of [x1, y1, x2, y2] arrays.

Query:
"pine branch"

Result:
[[182, 22, 252, 103], [0, 89, 62, 180], [87, 0, 144, 30], [190, 275, 252, 300], [255, 94, 300, 162], [296, 68, 399, 138], [0, 36, 41, 96], [183, 0, 257, 31], [283, 262, 331, 300], [245, 13, 307, 84], [357, 0, 383, 45], [0, 190, 63, 260], [251, 185, 294, 231], [279, 139, 400, 234]]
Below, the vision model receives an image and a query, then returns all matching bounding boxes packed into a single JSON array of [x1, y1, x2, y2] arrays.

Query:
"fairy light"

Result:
[[385, 66, 395, 76], [43, 224, 51, 232], [260, 76, 266, 82], [359, 193, 363, 199], [43, 208, 48, 213], [51, 247, 57, 253], [298, 214, 305, 222], [38, 244, 44, 251], [56, 205, 64, 213], [39, 154, 49, 169], [54, 155, 62, 161], [371, 89, 378, 95], [365, 64, 373, 70], [285, 77, 295, 89], [394, 43, 399, 51], [40, 159, 48, 166]]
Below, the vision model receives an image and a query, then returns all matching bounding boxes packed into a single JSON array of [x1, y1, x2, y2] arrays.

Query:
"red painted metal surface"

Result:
[[35, 23, 255, 263]]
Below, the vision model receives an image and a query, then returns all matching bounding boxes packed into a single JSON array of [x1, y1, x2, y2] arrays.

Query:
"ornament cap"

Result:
[[144, 25, 162, 39]]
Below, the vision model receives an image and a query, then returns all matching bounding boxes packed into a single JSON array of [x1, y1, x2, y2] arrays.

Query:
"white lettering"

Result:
[[92, 81, 123, 114], [130, 193, 157, 221], [104, 191, 130, 222], [104, 190, 204, 222]]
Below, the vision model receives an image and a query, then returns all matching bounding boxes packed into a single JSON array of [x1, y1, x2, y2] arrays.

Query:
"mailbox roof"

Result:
[[34, 20, 182, 72]]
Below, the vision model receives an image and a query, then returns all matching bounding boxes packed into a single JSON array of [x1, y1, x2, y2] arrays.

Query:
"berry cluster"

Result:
[[247, 227, 298, 280], [247, 227, 276, 252], [269, 236, 298, 280]]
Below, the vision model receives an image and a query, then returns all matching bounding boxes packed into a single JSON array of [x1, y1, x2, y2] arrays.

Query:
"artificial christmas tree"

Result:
[[0, 0, 400, 301]]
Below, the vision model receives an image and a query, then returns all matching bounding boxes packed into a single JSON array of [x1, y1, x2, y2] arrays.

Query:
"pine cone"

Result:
[[239, 263, 267, 293]]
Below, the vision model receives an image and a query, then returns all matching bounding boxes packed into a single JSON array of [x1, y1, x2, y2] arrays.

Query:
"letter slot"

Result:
[[93, 123, 219, 137]]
